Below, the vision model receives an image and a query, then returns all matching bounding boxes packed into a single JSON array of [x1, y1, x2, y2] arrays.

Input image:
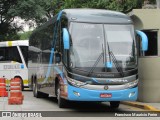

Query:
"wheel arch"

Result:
[[14, 75, 24, 90]]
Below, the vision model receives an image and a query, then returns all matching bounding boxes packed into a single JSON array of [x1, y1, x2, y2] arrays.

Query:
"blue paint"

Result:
[[136, 30, 148, 51], [106, 80, 111, 83], [106, 62, 112, 68], [67, 84, 138, 101], [57, 11, 63, 21], [54, 66, 66, 83], [21, 64, 24, 69], [92, 78, 101, 84], [63, 28, 70, 49]]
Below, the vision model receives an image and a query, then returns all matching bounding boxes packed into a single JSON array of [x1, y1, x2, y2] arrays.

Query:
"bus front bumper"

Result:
[[67, 84, 138, 101]]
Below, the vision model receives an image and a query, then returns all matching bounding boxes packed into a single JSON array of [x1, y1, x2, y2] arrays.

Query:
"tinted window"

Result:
[[20, 46, 28, 66], [28, 46, 41, 63], [0, 46, 22, 63]]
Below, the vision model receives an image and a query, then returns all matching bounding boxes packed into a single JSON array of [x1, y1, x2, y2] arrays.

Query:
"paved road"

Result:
[[0, 90, 144, 111], [0, 90, 159, 120]]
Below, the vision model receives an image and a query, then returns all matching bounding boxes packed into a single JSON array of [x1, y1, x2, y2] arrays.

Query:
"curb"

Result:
[[121, 101, 160, 112]]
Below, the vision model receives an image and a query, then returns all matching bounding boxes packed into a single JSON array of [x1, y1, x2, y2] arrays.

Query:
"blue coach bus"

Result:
[[29, 9, 148, 108]]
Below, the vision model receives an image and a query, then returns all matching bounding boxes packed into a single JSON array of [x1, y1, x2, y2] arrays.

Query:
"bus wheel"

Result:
[[33, 80, 48, 98], [33, 80, 40, 98], [33, 80, 37, 97], [110, 101, 120, 108], [56, 83, 67, 108]]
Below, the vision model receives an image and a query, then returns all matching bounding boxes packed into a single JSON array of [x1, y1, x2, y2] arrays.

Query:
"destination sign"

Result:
[[3, 64, 20, 69]]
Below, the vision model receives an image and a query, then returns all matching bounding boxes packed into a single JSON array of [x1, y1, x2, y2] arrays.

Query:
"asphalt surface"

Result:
[[0, 90, 145, 111], [0, 90, 159, 120]]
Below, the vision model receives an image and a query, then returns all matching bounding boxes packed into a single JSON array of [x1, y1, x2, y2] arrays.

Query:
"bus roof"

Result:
[[63, 9, 132, 24], [30, 9, 133, 39], [0, 40, 28, 47]]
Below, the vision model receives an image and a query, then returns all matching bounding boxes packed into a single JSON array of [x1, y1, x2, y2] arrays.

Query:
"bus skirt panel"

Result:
[[67, 85, 138, 101]]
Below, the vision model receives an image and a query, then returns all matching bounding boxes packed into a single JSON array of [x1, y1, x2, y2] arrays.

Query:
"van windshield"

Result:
[[0, 46, 22, 63]]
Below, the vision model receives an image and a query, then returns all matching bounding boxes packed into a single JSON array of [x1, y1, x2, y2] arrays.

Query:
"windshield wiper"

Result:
[[109, 51, 124, 77], [87, 52, 104, 77], [106, 41, 124, 77], [87, 44, 105, 76]]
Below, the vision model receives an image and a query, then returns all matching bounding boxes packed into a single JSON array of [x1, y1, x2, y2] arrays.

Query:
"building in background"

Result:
[[129, 0, 160, 102]]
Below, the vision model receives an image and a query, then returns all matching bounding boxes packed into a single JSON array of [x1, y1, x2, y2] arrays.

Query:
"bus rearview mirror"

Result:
[[136, 30, 148, 51], [63, 28, 70, 49]]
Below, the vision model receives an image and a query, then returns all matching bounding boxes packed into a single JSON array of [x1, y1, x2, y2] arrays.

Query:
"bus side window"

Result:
[[55, 21, 61, 52], [60, 17, 68, 50], [60, 17, 68, 66]]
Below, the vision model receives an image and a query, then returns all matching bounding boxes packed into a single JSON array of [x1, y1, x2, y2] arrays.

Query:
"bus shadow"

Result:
[[43, 97, 122, 113]]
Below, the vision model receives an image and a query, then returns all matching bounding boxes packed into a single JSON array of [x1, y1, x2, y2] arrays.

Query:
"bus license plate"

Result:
[[100, 93, 112, 98]]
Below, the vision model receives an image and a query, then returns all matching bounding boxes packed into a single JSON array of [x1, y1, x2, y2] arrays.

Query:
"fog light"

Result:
[[129, 92, 135, 98], [73, 91, 80, 97]]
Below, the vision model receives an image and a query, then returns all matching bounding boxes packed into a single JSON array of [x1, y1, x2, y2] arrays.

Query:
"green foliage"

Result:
[[11, 0, 53, 26], [0, 0, 158, 41], [60, 0, 141, 13], [0, 0, 52, 41], [0, 0, 20, 41], [18, 31, 32, 40]]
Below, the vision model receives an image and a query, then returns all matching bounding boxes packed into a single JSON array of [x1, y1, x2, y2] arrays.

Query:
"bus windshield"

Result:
[[69, 22, 137, 72]]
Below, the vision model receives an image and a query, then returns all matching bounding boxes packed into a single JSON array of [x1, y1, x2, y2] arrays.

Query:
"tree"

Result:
[[18, 31, 32, 40], [0, 0, 20, 41], [0, 0, 54, 41], [0, 0, 157, 41], [10, 0, 54, 26], [60, 0, 141, 13]]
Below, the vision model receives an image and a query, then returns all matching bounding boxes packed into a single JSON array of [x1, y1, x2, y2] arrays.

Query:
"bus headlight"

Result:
[[125, 80, 138, 88], [67, 77, 86, 87]]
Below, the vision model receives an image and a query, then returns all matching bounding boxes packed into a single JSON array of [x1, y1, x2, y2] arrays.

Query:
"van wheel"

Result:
[[21, 79, 24, 91], [56, 83, 67, 108], [110, 101, 120, 108]]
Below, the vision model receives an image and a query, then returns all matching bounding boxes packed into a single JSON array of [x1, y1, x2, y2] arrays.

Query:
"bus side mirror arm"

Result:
[[63, 28, 70, 49], [136, 30, 148, 56]]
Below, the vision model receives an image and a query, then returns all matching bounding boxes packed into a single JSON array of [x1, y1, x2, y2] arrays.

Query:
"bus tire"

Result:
[[33, 79, 40, 98], [56, 82, 67, 108], [110, 101, 120, 108], [33, 79, 48, 98]]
